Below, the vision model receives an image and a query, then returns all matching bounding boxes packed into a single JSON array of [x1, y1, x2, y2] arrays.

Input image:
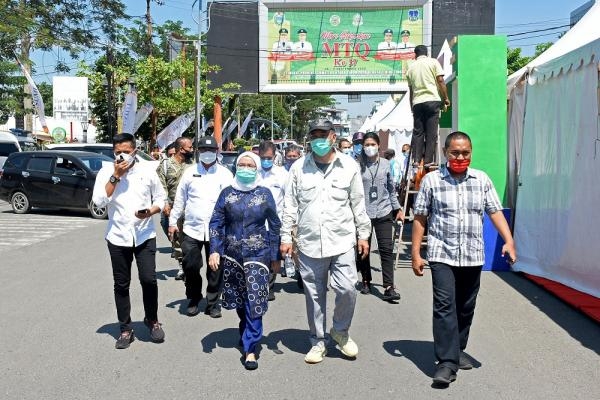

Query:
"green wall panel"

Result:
[[455, 35, 507, 203]]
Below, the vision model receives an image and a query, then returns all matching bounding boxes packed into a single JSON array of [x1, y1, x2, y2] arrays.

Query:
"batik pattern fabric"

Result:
[[209, 186, 281, 319]]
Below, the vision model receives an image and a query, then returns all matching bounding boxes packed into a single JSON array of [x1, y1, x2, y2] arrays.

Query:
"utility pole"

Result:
[[146, 0, 153, 56], [194, 0, 203, 161]]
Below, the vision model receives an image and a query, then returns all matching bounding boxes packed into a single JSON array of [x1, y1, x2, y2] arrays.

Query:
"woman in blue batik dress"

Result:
[[208, 151, 281, 370]]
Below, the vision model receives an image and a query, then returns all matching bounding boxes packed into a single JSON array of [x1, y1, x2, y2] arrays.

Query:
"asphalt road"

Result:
[[0, 201, 598, 399]]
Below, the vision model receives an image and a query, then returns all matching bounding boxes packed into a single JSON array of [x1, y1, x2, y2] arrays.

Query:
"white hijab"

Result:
[[231, 151, 262, 191]]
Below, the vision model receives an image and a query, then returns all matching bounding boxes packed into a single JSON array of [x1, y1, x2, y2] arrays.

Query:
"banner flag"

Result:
[[15, 56, 49, 133], [239, 109, 253, 137], [121, 87, 138, 134], [156, 112, 195, 149], [133, 103, 154, 134]]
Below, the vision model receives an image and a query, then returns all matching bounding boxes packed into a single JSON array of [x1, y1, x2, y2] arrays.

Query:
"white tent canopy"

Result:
[[507, 3, 600, 94], [358, 95, 396, 133], [509, 2, 600, 298]]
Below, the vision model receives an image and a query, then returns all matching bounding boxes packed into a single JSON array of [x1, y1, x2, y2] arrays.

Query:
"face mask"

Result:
[[284, 158, 297, 171], [236, 167, 257, 184], [402, 151, 409, 157], [183, 151, 194, 162], [199, 151, 216, 165], [261, 159, 274, 170], [342, 148, 353, 156], [115, 152, 135, 167], [311, 138, 332, 157], [447, 158, 471, 174], [364, 145, 379, 157], [353, 144, 362, 155]]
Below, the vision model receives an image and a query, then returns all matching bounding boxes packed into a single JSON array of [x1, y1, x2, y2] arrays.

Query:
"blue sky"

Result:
[[34, 0, 585, 116]]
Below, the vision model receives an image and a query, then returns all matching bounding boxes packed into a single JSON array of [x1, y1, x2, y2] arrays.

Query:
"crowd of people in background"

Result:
[[92, 120, 515, 387]]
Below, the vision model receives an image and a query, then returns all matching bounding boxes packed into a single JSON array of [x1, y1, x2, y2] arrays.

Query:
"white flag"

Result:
[[121, 87, 138, 134], [15, 56, 48, 133], [133, 103, 154, 134], [156, 112, 195, 149], [239, 109, 253, 137]]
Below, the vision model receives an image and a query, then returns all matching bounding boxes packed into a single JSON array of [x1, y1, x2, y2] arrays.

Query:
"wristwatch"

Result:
[[109, 175, 120, 184]]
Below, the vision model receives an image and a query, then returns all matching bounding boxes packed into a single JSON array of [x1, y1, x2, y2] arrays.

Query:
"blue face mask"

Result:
[[236, 167, 257, 184], [342, 148, 354, 156], [311, 138, 332, 157], [353, 144, 362, 155], [284, 158, 297, 171], [261, 159, 274, 170]]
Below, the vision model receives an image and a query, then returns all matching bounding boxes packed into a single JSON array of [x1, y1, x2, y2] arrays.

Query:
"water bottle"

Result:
[[284, 254, 296, 277]]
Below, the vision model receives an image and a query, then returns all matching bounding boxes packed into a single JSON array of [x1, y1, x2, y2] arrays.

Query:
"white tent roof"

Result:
[[358, 95, 396, 132], [507, 2, 600, 94], [376, 93, 412, 132]]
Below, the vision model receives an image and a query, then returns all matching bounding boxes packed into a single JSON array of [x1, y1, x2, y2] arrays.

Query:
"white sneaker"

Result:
[[304, 344, 327, 364], [330, 328, 358, 358]]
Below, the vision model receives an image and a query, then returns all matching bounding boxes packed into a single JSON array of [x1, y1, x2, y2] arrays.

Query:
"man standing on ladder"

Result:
[[406, 45, 451, 171]]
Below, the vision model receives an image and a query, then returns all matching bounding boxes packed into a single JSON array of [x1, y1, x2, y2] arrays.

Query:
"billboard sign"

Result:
[[259, 1, 432, 93], [52, 76, 89, 123]]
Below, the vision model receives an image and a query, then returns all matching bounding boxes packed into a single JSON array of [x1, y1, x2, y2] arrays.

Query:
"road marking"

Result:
[[0, 201, 103, 253]]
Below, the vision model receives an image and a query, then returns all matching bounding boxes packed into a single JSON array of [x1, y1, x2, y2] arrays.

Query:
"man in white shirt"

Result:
[[281, 119, 371, 364], [169, 136, 233, 318], [293, 28, 313, 53], [92, 133, 167, 349], [258, 140, 288, 300], [377, 28, 397, 54]]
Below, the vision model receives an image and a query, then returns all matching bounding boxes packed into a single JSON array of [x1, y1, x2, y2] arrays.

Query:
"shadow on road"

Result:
[[494, 272, 600, 355], [201, 327, 242, 353], [383, 340, 437, 377], [156, 268, 178, 280], [165, 298, 205, 316]]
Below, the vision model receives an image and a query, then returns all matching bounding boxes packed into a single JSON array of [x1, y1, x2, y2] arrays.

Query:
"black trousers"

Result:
[[107, 238, 158, 333], [357, 213, 395, 288], [430, 262, 482, 372], [181, 234, 223, 311], [411, 101, 441, 165]]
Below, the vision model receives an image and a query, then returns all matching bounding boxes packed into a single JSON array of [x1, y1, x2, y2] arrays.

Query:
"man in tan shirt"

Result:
[[406, 45, 451, 170]]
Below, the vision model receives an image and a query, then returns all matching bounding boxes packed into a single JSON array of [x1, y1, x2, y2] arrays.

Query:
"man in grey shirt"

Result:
[[281, 119, 371, 364]]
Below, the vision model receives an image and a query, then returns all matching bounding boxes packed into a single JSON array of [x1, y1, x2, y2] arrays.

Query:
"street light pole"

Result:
[[290, 99, 309, 140]]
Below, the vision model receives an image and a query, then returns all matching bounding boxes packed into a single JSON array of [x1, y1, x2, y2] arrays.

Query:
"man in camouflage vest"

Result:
[[157, 137, 195, 280]]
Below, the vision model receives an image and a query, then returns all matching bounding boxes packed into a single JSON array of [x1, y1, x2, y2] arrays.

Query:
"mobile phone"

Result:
[[137, 209, 149, 214]]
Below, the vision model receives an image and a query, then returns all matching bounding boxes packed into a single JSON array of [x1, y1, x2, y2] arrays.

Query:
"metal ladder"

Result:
[[393, 122, 443, 268]]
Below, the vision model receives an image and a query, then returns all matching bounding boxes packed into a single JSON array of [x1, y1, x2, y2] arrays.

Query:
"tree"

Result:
[[507, 47, 531, 75], [1, 0, 127, 130], [236, 94, 334, 141]]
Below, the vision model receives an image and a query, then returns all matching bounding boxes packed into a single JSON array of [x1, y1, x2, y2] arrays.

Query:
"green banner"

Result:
[[267, 7, 424, 85]]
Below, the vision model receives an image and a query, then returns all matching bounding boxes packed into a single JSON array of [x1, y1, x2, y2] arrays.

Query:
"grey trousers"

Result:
[[298, 247, 358, 347]]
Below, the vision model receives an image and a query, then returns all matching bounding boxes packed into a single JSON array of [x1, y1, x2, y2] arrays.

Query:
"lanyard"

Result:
[[367, 159, 380, 186]]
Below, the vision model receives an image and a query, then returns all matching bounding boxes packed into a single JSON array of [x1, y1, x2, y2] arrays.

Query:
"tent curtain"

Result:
[[513, 62, 600, 298]]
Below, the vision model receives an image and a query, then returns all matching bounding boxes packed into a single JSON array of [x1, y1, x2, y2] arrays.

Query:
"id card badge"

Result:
[[369, 186, 378, 201]]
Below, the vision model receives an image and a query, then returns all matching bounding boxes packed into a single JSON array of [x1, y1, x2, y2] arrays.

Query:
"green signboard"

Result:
[[260, 6, 430, 93]]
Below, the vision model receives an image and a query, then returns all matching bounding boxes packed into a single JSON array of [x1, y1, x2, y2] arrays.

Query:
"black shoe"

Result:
[[432, 366, 456, 385], [360, 282, 371, 295], [187, 299, 200, 316], [244, 355, 258, 370], [382, 287, 401, 301], [204, 306, 222, 318], [144, 318, 165, 343], [268, 291, 276, 301], [115, 330, 134, 349], [459, 352, 473, 370]]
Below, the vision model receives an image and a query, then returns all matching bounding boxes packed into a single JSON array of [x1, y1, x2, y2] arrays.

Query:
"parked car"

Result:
[[45, 143, 158, 168], [0, 131, 22, 170], [0, 150, 112, 219], [9, 128, 40, 151]]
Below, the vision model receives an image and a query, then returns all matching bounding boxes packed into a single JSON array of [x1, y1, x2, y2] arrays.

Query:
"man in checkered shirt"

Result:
[[412, 131, 517, 387]]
